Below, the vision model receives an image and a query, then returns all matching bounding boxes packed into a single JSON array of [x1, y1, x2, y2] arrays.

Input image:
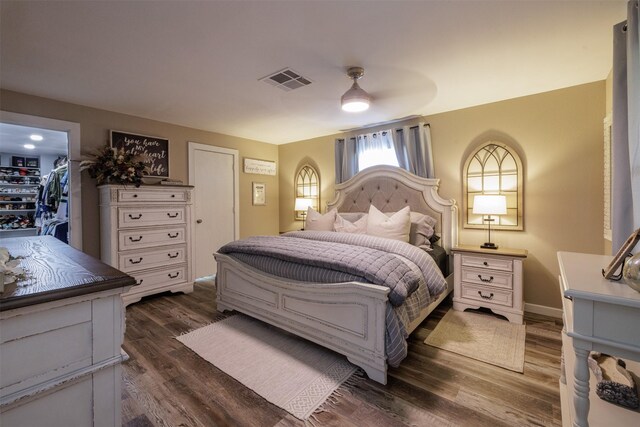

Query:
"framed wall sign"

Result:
[[252, 182, 266, 205], [110, 130, 169, 178], [25, 157, 40, 168], [244, 158, 276, 176]]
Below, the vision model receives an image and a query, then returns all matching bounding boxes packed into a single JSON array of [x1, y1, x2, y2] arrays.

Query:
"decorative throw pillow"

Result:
[[366, 205, 411, 242], [409, 212, 437, 247], [305, 207, 337, 231], [334, 214, 368, 234]]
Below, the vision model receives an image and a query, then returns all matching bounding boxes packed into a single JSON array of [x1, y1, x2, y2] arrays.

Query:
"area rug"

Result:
[[176, 314, 358, 420], [424, 309, 526, 373]]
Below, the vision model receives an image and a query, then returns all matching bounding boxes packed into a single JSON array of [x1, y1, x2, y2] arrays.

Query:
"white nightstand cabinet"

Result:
[[452, 245, 528, 324], [99, 184, 195, 306]]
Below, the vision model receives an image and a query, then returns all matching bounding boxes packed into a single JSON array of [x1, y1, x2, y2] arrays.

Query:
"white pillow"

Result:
[[366, 205, 411, 242], [334, 214, 368, 234], [305, 207, 337, 231]]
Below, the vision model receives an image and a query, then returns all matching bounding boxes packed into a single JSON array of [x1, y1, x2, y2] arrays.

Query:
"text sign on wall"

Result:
[[110, 130, 169, 178], [243, 158, 276, 176]]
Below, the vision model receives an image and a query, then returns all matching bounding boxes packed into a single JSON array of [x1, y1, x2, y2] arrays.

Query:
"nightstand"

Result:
[[452, 245, 528, 324]]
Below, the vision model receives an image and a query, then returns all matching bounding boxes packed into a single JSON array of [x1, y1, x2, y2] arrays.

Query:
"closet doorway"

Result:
[[188, 142, 239, 280], [0, 111, 82, 249]]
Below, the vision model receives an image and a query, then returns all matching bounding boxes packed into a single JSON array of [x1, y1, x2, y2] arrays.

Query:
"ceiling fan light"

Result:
[[341, 81, 371, 112]]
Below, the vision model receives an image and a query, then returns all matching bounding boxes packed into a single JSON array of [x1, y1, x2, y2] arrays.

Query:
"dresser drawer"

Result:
[[118, 245, 187, 273], [118, 226, 185, 251], [460, 283, 513, 307], [460, 267, 513, 289], [118, 206, 186, 228], [118, 188, 189, 203], [131, 265, 187, 291], [461, 254, 513, 272]]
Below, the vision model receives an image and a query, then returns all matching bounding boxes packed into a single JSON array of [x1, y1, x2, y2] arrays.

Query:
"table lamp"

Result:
[[294, 198, 313, 229], [473, 195, 507, 249]]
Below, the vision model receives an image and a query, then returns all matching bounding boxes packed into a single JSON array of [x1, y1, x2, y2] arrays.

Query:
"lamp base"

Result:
[[480, 242, 498, 250]]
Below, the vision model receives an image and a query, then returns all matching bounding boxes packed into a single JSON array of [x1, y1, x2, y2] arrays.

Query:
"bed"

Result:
[[214, 165, 458, 384]]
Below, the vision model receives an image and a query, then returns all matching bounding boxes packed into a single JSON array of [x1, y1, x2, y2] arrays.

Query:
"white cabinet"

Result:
[[99, 184, 195, 305], [0, 236, 135, 427], [452, 245, 528, 324], [558, 251, 640, 427]]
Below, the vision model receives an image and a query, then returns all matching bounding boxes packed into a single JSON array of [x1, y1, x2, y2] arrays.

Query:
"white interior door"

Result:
[[189, 143, 239, 279]]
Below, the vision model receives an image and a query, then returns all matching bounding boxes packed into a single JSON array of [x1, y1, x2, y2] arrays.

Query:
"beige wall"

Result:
[[279, 81, 606, 309], [0, 89, 279, 259]]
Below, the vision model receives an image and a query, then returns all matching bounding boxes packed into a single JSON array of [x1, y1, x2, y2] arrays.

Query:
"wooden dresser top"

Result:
[[0, 236, 135, 311]]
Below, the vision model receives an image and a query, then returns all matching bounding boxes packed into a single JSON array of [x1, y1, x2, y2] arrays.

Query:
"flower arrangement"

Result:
[[80, 145, 148, 186], [0, 247, 25, 292]]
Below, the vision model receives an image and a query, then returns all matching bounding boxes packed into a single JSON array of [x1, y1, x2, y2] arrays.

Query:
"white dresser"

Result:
[[0, 236, 135, 427], [558, 251, 640, 427], [452, 245, 528, 324], [99, 184, 195, 305]]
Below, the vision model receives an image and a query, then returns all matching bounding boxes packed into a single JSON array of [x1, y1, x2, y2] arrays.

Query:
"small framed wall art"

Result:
[[252, 182, 266, 206], [25, 157, 40, 168]]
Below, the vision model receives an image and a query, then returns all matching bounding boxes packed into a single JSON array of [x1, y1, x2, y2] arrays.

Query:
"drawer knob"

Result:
[[168, 252, 179, 259], [128, 213, 142, 220], [168, 272, 180, 279], [167, 212, 179, 218], [129, 236, 143, 242], [136, 279, 144, 285], [167, 232, 179, 238], [171, 194, 176, 198], [483, 261, 488, 266], [133, 194, 138, 198], [477, 274, 494, 283], [129, 257, 143, 264], [478, 291, 494, 300]]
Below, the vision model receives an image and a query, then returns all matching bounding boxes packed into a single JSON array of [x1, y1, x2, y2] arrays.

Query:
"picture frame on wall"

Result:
[[25, 157, 40, 168], [252, 182, 266, 206], [110, 130, 169, 178], [11, 156, 25, 167]]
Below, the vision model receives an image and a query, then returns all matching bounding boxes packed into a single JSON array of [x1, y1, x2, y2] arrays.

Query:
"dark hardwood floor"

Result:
[[122, 283, 564, 427]]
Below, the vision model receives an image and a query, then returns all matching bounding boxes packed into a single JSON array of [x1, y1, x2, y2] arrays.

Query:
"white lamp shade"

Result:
[[472, 195, 507, 215], [294, 197, 313, 211], [341, 81, 371, 112]]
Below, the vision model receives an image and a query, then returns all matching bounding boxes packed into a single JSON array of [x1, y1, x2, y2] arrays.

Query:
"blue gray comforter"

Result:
[[217, 231, 447, 366]]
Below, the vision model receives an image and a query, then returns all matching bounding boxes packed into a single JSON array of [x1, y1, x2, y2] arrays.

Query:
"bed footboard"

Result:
[[214, 253, 390, 384]]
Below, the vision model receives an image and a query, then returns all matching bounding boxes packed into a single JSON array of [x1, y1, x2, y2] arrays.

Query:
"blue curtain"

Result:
[[393, 123, 435, 178], [612, 0, 640, 252], [334, 136, 357, 183]]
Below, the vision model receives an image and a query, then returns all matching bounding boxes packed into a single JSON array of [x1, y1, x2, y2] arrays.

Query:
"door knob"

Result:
[[196, 219, 203, 224]]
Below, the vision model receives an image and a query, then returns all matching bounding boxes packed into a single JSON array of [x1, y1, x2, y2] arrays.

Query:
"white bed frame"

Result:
[[215, 166, 458, 384]]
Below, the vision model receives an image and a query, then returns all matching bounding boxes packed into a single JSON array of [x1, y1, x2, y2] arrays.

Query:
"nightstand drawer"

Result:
[[460, 268, 513, 289], [461, 254, 513, 272], [460, 283, 513, 307]]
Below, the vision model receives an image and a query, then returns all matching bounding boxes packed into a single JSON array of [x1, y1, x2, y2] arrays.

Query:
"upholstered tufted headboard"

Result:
[[327, 165, 458, 253]]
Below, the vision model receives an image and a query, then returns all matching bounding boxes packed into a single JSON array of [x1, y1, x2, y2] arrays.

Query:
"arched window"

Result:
[[294, 165, 320, 220], [463, 141, 523, 230]]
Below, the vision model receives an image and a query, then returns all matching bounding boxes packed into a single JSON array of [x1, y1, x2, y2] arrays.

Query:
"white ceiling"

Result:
[[0, 123, 68, 157], [0, 1, 628, 145]]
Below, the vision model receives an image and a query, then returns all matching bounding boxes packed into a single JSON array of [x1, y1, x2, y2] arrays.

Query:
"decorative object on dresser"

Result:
[[424, 309, 526, 372], [177, 314, 358, 421], [452, 245, 528, 324], [80, 144, 148, 186], [472, 194, 507, 249], [99, 184, 195, 306], [558, 251, 640, 427], [623, 252, 640, 292], [110, 130, 169, 179], [0, 236, 135, 427], [602, 227, 640, 280]]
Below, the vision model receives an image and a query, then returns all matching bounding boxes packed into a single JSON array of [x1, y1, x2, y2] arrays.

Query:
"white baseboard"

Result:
[[524, 302, 563, 319]]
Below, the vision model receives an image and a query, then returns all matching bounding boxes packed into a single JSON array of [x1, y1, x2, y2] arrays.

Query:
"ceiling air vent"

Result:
[[260, 68, 312, 91]]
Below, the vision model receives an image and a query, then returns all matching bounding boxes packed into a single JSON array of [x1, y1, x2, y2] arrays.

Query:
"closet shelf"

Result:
[[0, 227, 36, 233], [0, 183, 39, 187], [0, 209, 36, 213]]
